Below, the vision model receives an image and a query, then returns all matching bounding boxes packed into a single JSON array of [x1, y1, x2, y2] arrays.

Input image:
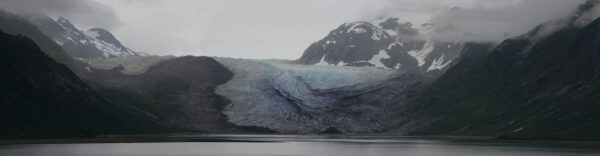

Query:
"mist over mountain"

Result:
[[0, 0, 119, 29], [296, 17, 464, 77], [372, 0, 597, 42], [2, 0, 600, 144], [24, 14, 142, 59], [391, 0, 600, 140], [0, 10, 247, 136], [0, 30, 166, 138]]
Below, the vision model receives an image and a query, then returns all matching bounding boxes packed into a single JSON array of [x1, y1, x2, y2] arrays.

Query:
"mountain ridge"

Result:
[[296, 17, 464, 76], [0, 30, 166, 138], [403, 10, 600, 140], [29, 15, 142, 59]]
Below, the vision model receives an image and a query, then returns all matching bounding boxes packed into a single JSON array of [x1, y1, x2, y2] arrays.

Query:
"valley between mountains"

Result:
[[2, 0, 600, 141]]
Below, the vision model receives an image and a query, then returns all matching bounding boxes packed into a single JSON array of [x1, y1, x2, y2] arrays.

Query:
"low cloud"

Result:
[[0, 0, 119, 29], [371, 0, 596, 42], [426, 0, 590, 42], [2, 0, 596, 58]]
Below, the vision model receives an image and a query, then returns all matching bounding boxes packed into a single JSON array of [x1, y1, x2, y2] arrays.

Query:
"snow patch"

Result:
[[513, 127, 523, 132], [408, 41, 435, 67], [345, 23, 360, 33], [315, 55, 330, 66], [427, 54, 453, 72], [66, 36, 75, 43], [54, 39, 64, 46], [369, 50, 391, 68], [393, 63, 402, 69], [387, 40, 404, 50], [351, 28, 367, 34], [326, 40, 336, 45], [371, 30, 382, 40], [384, 29, 397, 36], [85, 31, 99, 38]]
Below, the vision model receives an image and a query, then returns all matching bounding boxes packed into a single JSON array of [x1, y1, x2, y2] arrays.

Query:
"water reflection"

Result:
[[0, 135, 598, 156]]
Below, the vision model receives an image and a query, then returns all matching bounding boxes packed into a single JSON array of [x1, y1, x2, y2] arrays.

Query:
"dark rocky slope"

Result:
[[84, 56, 237, 132], [0, 10, 73, 66], [405, 10, 600, 140], [0, 31, 165, 138], [0, 10, 241, 135]]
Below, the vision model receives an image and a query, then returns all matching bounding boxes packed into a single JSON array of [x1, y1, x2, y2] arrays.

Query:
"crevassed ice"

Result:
[[215, 58, 401, 133]]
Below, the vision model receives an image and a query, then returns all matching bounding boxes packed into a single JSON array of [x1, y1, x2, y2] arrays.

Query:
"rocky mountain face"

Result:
[[0, 30, 166, 138], [402, 1, 600, 140], [0, 10, 243, 135], [296, 17, 464, 76], [0, 10, 74, 66], [83, 56, 238, 132], [85, 55, 176, 75], [26, 15, 141, 59], [4, 0, 600, 140]]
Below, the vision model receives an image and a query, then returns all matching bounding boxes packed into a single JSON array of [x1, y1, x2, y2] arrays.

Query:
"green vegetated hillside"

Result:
[[413, 17, 600, 140], [0, 31, 169, 139]]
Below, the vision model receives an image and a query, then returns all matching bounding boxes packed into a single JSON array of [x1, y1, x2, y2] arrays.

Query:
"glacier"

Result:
[[215, 58, 419, 133]]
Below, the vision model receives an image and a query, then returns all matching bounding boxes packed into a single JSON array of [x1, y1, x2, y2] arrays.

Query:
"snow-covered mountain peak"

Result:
[[297, 17, 465, 75], [87, 28, 111, 38], [56, 17, 70, 25], [28, 16, 141, 59], [87, 28, 127, 48], [56, 17, 78, 31], [83, 28, 137, 58]]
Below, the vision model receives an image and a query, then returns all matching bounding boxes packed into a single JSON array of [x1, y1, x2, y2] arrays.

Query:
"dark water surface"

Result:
[[1, 135, 599, 156]]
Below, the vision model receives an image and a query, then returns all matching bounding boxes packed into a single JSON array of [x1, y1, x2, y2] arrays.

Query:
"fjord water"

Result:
[[1, 135, 599, 156]]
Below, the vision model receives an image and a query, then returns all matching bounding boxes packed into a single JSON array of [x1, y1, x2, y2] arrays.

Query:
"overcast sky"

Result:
[[92, 0, 390, 59], [0, 0, 592, 59]]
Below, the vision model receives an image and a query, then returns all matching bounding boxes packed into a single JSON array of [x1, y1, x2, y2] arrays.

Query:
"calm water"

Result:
[[1, 135, 599, 156]]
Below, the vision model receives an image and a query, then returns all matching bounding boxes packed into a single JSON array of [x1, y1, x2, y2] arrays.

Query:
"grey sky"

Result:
[[0, 0, 593, 59], [426, 0, 588, 42], [95, 0, 388, 58], [0, 0, 119, 29]]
